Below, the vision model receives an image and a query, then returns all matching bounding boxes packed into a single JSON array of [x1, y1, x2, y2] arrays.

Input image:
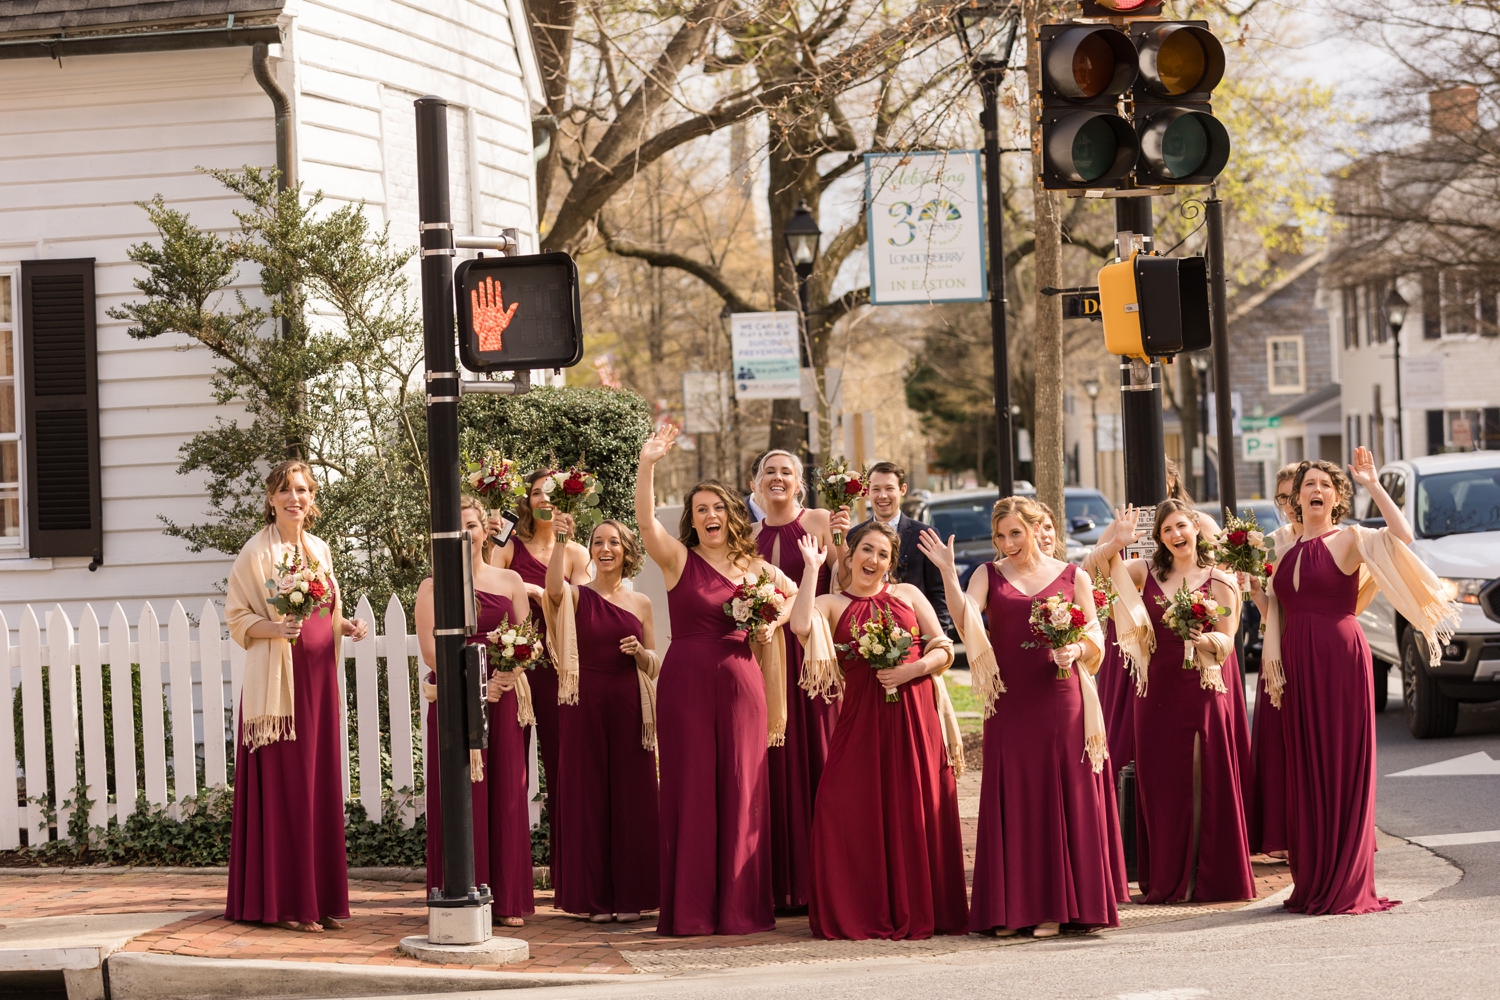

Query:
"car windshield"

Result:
[[1416, 468, 1500, 538], [926, 500, 994, 542], [1065, 494, 1113, 525]]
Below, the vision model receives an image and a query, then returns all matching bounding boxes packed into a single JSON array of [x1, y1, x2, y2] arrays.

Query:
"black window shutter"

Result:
[[1426, 409, 1445, 456], [20, 259, 101, 561], [1422, 271, 1442, 340]]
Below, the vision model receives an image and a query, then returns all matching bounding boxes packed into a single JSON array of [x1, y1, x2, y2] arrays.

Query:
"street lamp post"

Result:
[[1191, 353, 1211, 499], [782, 199, 822, 464], [1386, 286, 1409, 460], [1083, 377, 1101, 492], [955, 1, 1022, 496]]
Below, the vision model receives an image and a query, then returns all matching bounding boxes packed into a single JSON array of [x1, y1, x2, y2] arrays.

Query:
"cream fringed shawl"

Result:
[[800, 600, 967, 775], [948, 564, 1109, 773], [1261, 525, 1459, 708], [747, 564, 799, 748], [225, 526, 343, 750], [544, 583, 661, 750], [1099, 555, 1237, 696]]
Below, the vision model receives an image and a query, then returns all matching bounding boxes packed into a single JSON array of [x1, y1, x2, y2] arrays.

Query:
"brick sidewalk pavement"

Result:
[[0, 770, 1294, 975]]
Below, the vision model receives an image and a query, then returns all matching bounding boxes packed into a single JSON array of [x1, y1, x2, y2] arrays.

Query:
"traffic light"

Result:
[[1038, 24, 1139, 189], [454, 251, 583, 373], [1099, 251, 1210, 359], [1130, 21, 1231, 185]]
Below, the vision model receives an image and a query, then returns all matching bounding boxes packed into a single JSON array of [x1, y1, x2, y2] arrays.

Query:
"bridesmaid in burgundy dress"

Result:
[[751, 449, 848, 912], [416, 496, 535, 925], [1263, 450, 1410, 915], [546, 516, 660, 922], [225, 461, 368, 932], [931, 496, 1126, 936], [491, 472, 591, 888], [1082, 549, 1135, 784], [635, 425, 794, 935], [791, 524, 966, 940], [1095, 500, 1253, 904]]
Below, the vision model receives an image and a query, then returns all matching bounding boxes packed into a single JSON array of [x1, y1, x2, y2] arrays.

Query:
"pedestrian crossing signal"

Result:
[[1099, 251, 1210, 359], [455, 251, 583, 373]]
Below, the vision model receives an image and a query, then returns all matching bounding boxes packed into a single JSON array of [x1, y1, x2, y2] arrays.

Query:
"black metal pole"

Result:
[[1115, 197, 1166, 509], [415, 96, 478, 907], [982, 76, 1013, 496], [1205, 192, 1236, 514], [796, 265, 814, 469], [1392, 324, 1405, 460]]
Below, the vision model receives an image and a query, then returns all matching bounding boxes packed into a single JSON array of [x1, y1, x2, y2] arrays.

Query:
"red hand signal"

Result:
[[471, 276, 520, 352]]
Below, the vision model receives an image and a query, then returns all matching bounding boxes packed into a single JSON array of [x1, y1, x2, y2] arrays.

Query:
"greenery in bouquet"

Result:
[[835, 606, 918, 702], [1156, 581, 1231, 670]]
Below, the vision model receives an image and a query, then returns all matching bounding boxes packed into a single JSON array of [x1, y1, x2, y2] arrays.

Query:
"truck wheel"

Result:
[[1372, 655, 1390, 714], [1402, 630, 1458, 739]]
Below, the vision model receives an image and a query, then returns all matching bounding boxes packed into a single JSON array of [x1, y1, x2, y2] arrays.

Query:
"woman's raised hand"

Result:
[[917, 530, 958, 576], [798, 533, 827, 571], [640, 424, 678, 466], [553, 512, 577, 540], [1349, 445, 1378, 489]]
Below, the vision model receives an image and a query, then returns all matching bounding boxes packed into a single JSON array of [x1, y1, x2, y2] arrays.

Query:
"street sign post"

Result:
[[1242, 430, 1279, 463]]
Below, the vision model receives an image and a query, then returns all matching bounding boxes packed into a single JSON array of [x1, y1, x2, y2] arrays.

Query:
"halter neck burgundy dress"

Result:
[[657, 549, 773, 936], [508, 539, 564, 887], [808, 587, 967, 940], [1274, 533, 1397, 915], [554, 586, 660, 917], [1134, 575, 1254, 903], [226, 594, 349, 925], [969, 564, 1128, 932], [423, 590, 535, 918], [756, 511, 837, 911]]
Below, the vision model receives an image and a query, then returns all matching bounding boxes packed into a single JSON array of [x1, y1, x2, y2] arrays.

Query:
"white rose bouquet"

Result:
[[263, 550, 332, 644]]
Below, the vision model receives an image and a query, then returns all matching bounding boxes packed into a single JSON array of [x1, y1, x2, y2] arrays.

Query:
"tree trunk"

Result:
[[1028, 0, 1065, 553]]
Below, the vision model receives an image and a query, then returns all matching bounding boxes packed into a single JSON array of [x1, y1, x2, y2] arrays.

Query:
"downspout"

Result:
[[252, 41, 294, 191]]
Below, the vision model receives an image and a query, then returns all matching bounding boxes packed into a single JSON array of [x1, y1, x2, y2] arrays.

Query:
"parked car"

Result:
[[1355, 453, 1500, 738], [911, 486, 1114, 589], [1195, 500, 1285, 534]]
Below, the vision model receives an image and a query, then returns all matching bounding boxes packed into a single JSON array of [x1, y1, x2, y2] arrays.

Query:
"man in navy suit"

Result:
[[860, 461, 952, 636]]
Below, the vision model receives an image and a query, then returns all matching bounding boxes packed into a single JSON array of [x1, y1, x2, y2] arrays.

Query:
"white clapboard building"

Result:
[[0, 0, 546, 628]]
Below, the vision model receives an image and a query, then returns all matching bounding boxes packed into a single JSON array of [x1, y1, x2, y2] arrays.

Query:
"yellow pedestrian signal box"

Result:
[[1099, 251, 1211, 359]]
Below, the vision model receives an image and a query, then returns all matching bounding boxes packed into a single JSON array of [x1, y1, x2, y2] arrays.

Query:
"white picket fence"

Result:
[[0, 594, 494, 848]]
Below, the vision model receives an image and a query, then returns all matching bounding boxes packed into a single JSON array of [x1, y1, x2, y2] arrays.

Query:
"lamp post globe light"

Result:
[[1386, 285, 1409, 460], [782, 198, 822, 463], [954, 1, 1022, 496]]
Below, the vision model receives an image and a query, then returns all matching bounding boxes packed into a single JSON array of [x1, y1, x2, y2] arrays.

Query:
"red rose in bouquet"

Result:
[[307, 578, 327, 601], [563, 473, 588, 496], [1191, 601, 1208, 618], [1070, 606, 1087, 627], [1227, 529, 1248, 546]]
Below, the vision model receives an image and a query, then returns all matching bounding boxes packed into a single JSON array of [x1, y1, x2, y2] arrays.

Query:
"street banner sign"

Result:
[[731, 311, 802, 399], [865, 150, 988, 305], [456, 251, 583, 373], [1243, 430, 1279, 463], [681, 371, 729, 434]]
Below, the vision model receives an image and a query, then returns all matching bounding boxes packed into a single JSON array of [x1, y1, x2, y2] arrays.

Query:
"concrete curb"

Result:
[[104, 952, 617, 999], [0, 865, 553, 887]]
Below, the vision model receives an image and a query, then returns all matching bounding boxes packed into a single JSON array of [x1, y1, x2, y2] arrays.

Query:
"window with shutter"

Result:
[[19, 259, 101, 562], [1, 270, 21, 549]]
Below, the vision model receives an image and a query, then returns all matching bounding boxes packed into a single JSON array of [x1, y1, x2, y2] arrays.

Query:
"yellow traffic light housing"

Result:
[[1099, 250, 1212, 359], [1100, 251, 1147, 358]]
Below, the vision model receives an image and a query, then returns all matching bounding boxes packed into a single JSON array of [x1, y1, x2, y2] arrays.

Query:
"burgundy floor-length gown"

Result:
[[227, 601, 350, 924], [1248, 667, 1289, 855], [423, 591, 534, 917], [969, 565, 1128, 932], [1223, 647, 1255, 833], [657, 550, 773, 936], [1094, 618, 1136, 786], [1133, 577, 1254, 904], [757, 512, 837, 910], [809, 589, 967, 940], [508, 540, 563, 885], [1275, 534, 1397, 915], [555, 586, 660, 916]]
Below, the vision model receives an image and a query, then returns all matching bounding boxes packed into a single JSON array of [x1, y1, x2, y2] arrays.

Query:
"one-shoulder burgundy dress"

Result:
[[656, 550, 773, 936], [808, 588, 966, 940], [508, 540, 564, 885]]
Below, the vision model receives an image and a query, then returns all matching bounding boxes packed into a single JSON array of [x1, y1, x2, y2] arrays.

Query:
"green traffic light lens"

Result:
[[1071, 33, 1117, 98], [1156, 30, 1208, 95], [1072, 117, 1119, 182], [1160, 115, 1209, 178]]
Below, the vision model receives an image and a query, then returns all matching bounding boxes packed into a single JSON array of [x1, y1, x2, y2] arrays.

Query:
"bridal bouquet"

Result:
[[264, 550, 332, 643], [1022, 593, 1090, 679], [536, 463, 602, 542], [836, 606, 918, 702], [487, 615, 544, 675], [465, 450, 527, 543], [1214, 511, 1276, 598], [723, 569, 789, 638], [815, 458, 867, 546], [1092, 572, 1119, 618], [1156, 581, 1231, 670]]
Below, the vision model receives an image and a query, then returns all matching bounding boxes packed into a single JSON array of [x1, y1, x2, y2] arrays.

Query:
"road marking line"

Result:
[[1388, 751, 1500, 776], [1408, 830, 1500, 847]]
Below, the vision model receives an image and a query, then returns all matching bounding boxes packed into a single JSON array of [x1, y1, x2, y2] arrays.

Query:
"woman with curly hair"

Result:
[[1250, 448, 1455, 914], [545, 517, 661, 923], [1093, 499, 1253, 904], [635, 424, 797, 935]]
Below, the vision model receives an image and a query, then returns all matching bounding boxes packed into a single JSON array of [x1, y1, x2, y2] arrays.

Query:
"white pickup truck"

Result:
[[1358, 453, 1500, 738]]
